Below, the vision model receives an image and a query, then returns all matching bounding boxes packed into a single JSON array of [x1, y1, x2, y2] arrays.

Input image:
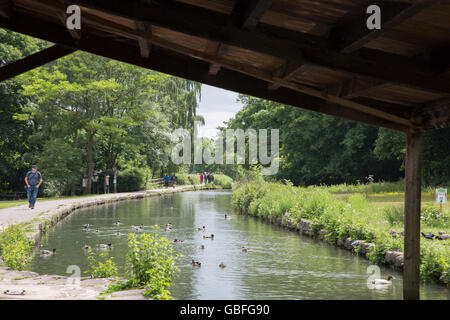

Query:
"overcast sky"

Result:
[[196, 84, 244, 139]]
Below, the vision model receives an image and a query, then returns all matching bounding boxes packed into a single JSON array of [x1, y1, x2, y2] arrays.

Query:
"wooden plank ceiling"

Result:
[[0, 0, 449, 132]]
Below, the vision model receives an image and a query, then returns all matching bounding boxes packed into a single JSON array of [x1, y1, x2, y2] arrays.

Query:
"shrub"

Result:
[[86, 249, 119, 278], [0, 225, 34, 270], [420, 244, 449, 284], [212, 174, 233, 189], [175, 173, 200, 185], [421, 206, 449, 228], [117, 167, 146, 192], [125, 232, 180, 300], [383, 206, 404, 226]]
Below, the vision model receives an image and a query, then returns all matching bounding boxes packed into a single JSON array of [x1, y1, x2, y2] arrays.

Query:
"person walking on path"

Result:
[[203, 172, 207, 185], [200, 173, 204, 184], [171, 174, 177, 188], [164, 174, 170, 188], [25, 165, 43, 209]]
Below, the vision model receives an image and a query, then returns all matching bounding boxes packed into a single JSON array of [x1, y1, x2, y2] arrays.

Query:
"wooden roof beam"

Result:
[[135, 21, 152, 58], [209, 43, 229, 75], [331, 78, 392, 99], [233, 0, 273, 30], [0, 44, 76, 82], [430, 45, 450, 75], [331, 2, 432, 53], [0, 13, 413, 133], [56, 0, 450, 95], [420, 96, 450, 129], [268, 60, 310, 91], [210, 1, 272, 75], [0, 0, 11, 18], [57, 11, 81, 40]]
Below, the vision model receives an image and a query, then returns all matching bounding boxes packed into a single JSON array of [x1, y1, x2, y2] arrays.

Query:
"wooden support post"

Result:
[[403, 130, 422, 300]]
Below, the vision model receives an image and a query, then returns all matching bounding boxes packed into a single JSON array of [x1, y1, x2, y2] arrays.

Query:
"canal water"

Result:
[[28, 191, 449, 300]]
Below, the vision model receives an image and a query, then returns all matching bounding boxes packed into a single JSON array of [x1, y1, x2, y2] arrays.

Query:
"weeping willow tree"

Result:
[[156, 77, 202, 129]]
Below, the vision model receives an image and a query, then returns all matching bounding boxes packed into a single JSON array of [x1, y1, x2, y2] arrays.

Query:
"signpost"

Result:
[[436, 188, 447, 215]]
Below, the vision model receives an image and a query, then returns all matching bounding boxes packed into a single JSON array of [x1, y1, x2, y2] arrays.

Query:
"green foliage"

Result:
[[125, 232, 180, 300], [0, 225, 34, 270], [211, 174, 233, 189], [383, 206, 404, 226], [421, 206, 449, 228], [38, 138, 85, 196], [116, 167, 146, 192], [233, 178, 448, 284], [176, 173, 198, 186], [225, 95, 450, 187], [420, 244, 449, 284], [86, 249, 119, 278], [102, 280, 135, 295], [5, 46, 201, 196]]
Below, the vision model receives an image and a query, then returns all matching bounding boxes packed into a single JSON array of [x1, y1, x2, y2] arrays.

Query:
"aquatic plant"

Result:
[[86, 249, 119, 278], [125, 232, 180, 300]]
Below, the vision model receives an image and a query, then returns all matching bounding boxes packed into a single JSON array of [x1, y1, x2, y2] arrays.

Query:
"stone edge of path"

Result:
[[0, 185, 220, 300], [0, 267, 149, 300]]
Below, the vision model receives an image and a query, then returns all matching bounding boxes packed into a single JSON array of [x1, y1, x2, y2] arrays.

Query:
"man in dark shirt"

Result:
[[25, 165, 43, 209], [171, 174, 177, 188]]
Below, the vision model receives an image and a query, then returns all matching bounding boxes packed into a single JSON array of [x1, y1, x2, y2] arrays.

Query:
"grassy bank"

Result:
[[176, 173, 233, 189], [233, 177, 449, 285], [307, 179, 449, 196]]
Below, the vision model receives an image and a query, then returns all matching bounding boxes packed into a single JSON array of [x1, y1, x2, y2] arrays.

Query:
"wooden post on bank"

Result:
[[403, 130, 422, 300]]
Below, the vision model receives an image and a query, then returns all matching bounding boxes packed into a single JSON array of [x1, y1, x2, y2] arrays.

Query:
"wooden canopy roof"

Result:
[[0, 0, 449, 132]]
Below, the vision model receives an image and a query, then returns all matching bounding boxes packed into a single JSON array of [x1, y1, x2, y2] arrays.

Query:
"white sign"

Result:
[[436, 188, 447, 204]]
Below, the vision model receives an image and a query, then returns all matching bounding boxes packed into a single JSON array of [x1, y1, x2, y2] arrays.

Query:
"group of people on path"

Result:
[[164, 174, 177, 188], [200, 172, 214, 185]]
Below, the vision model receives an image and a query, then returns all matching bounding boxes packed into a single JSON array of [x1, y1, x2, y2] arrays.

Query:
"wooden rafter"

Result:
[[236, 0, 273, 29], [420, 96, 450, 129], [0, 13, 412, 133], [430, 45, 450, 75], [0, 0, 11, 18], [209, 43, 229, 75], [0, 11, 419, 130], [332, 78, 392, 99], [54, 0, 450, 95], [332, 2, 432, 53], [57, 11, 81, 40], [0, 44, 75, 82], [135, 21, 152, 58], [268, 60, 310, 91], [209, 0, 272, 75]]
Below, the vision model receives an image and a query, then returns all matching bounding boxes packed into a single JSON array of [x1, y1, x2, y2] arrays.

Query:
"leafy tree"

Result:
[[16, 52, 201, 194], [0, 30, 48, 192]]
